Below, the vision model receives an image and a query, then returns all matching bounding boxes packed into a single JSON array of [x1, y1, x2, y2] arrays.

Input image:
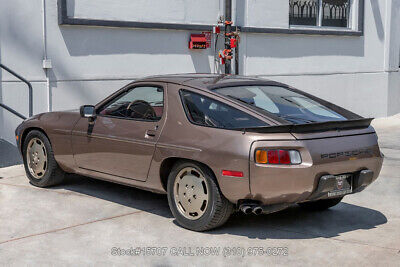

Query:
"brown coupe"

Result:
[[16, 74, 383, 231]]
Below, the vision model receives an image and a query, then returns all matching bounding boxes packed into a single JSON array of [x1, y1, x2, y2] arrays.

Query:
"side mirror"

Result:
[[80, 105, 96, 121]]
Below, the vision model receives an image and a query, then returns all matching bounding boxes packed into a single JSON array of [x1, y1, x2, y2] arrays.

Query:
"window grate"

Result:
[[289, 0, 351, 28]]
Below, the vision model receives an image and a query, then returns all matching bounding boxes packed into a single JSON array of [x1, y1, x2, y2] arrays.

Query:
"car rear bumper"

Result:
[[241, 168, 376, 214], [307, 169, 374, 201], [248, 155, 383, 206]]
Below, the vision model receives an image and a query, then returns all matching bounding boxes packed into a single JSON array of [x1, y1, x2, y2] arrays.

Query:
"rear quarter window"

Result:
[[215, 85, 347, 124], [180, 90, 267, 129]]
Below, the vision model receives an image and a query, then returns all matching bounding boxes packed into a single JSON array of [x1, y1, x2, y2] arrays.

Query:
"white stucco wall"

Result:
[[241, 0, 400, 118], [0, 0, 49, 145], [384, 0, 400, 71], [1, 0, 399, 151], [244, 0, 387, 75], [245, 0, 289, 28]]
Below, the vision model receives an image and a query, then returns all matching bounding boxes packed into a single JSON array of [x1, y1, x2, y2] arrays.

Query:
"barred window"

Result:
[[289, 0, 351, 28]]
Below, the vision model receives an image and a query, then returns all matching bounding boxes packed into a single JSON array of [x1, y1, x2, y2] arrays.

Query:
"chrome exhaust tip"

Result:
[[240, 205, 253, 215], [252, 206, 263, 215]]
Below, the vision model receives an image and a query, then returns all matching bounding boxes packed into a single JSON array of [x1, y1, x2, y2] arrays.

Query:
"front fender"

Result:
[[16, 111, 81, 173]]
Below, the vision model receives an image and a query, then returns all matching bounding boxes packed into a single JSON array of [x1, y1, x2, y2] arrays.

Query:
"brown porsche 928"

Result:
[[16, 74, 384, 231]]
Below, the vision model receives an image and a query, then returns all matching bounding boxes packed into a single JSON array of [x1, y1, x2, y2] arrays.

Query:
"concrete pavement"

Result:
[[0, 116, 399, 266]]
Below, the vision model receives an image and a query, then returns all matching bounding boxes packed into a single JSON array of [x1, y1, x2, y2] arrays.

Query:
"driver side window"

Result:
[[99, 86, 164, 121]]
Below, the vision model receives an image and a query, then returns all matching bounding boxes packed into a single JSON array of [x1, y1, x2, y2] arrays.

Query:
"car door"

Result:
[[71, 83, 167, 181]]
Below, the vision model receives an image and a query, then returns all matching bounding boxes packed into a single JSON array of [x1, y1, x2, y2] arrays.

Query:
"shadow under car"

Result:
[[50, 174, 387, 238]]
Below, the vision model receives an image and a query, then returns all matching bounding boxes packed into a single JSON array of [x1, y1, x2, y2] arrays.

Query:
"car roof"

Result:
[[134, 73, 289, 90]]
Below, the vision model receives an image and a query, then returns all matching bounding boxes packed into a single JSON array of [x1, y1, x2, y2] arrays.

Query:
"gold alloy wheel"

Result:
[[26, 138, 48, 179], [173, 167, 209, 220]]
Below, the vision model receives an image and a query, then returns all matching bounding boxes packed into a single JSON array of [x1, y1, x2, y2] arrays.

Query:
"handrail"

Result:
[[0, 63, 33, 118], [0, 103, 26, 120]]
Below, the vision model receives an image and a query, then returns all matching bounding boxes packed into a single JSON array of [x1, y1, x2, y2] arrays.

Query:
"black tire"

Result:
[[167, 160, 234, 231], [298, 197, 343, 211], [22, 130, 66, 187]]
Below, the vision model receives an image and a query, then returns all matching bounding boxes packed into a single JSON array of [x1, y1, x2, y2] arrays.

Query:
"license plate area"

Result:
[[328, 174, 352, 197]]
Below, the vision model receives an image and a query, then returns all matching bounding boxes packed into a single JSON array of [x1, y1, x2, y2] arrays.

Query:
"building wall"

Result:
[[242, 0, 399, 118], [0, 0, 48, 148], [68, 0, 223, 25], [1, 0, 399, 156], [244, 0, 289, 28]]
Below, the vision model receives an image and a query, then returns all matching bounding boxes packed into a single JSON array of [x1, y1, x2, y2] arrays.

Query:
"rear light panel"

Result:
[[255, 149, 302, 165]]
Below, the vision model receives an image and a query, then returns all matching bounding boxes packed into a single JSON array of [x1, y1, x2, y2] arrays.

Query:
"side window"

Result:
[[99, 86, 164, 121], [180, 90, 267, 129]]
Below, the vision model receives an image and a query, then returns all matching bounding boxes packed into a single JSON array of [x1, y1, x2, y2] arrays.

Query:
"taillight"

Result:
[[255, 149, 302, 165], [267, 150, 279, 164], [279, 150, 291, 164]]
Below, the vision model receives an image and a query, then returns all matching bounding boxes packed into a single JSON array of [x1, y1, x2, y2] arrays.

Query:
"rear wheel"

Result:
[[167, 161, 233, 231], [298, 197, 343, 211], [23, 130, 66, 187]]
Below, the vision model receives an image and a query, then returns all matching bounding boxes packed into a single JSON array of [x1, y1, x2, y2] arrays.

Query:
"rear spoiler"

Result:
[[238, 118, 374, 134]]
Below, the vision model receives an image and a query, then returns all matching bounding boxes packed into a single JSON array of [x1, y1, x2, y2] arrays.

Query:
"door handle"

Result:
[[145, 129, 157, 138]]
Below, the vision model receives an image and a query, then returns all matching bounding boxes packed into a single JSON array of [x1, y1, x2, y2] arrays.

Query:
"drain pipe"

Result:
[[234, 26, 239, 75], [224, 0, 232, 74], [42, 0, 51, 112]]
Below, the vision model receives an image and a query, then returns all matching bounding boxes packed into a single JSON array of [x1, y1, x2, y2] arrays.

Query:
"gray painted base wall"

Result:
[[388, 72, 400, 116]]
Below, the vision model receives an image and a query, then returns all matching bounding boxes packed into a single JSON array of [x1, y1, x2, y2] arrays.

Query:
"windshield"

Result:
[[215, 85, 347, 124]]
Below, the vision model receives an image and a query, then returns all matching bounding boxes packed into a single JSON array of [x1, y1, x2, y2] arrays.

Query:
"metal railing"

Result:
[[0, 63, 33, 120], [290, 0, 318, 19]]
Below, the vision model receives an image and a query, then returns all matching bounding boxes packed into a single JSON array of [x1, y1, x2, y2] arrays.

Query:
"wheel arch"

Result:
[[20, 127, 50, 153], [159, 157, 219, 192]]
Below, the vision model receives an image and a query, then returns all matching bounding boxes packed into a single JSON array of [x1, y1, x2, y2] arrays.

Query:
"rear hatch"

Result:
[[293, 127, 382, 165], [290, 121, 380, 166], [246, 118, 381, 164]]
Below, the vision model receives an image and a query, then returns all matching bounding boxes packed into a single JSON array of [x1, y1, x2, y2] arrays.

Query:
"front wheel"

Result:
[[22, 130, 66, 187], [167, 161, 233, 231], [298, 197, 343, 211]]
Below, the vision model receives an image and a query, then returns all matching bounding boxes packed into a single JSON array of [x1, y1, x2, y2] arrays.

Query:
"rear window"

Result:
[[215, 85, 346, 124], [180, 90, 267, 129]]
